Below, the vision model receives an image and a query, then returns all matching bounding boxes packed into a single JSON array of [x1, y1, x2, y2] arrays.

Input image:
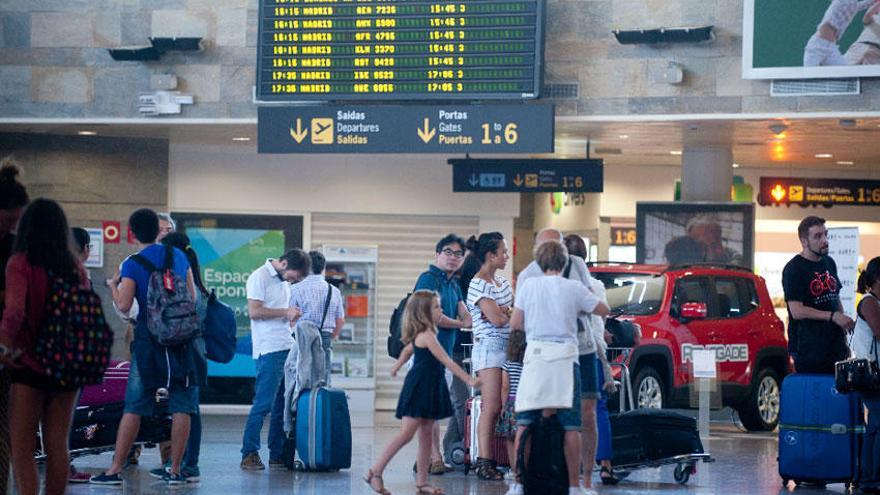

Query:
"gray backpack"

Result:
[[131, 246, 201, 346]]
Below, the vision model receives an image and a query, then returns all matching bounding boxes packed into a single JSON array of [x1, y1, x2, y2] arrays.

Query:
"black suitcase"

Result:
[[67, 402, 172, 456], [610, 409, 704, 466]]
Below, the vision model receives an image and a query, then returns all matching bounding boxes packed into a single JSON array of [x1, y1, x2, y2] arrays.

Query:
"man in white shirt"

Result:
[[240, 250, 307, 471]]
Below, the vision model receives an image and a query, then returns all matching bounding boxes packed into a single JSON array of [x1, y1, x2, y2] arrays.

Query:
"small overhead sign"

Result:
[[759, 177, 880, 207], [258, 104, 554, 153], [450, 159, 603, 193]]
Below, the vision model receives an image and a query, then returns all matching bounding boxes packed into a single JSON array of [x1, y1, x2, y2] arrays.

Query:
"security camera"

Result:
[[768, 123, 788, 135]]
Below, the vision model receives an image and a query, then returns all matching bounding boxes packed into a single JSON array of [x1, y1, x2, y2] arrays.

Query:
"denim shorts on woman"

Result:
[[578, 353, 600, 400], [516, 362, 582, 431], [471, 335, 508, 372]]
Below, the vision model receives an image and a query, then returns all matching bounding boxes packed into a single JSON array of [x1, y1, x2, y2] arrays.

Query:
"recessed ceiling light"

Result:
[[732, 163, 740, 168], [77, 131, 97, 136], [232, 137, 251, 141], [669, 150, 682, 155], [618, 134, 629, 139], [815, 153, 833, 158], [837, 160, 854, 165]]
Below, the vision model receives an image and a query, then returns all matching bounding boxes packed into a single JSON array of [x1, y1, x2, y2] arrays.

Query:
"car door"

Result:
[[709, 277, 751, 383], [670, 276, 716, 371]]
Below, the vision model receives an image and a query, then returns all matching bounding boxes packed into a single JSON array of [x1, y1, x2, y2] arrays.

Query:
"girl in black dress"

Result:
[[364, 290, 479, 495]]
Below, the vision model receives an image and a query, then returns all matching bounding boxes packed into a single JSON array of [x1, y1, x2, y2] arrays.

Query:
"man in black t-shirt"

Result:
[[782, 216, 854, 374]]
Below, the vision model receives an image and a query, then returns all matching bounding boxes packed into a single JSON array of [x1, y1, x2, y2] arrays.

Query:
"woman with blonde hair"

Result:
[[364, 290, 479, 494]]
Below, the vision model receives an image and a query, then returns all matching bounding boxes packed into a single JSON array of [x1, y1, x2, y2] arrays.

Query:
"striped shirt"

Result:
[[467, 275, 513, 339], [289, 274, 345, 333], [503, 360, 523, 397]]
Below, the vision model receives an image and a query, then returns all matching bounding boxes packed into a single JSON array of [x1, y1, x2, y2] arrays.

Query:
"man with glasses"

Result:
[[411, 234, 472, 474]]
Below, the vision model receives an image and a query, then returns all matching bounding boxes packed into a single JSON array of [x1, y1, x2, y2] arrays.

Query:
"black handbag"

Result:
[[835, 337, 880, 394]]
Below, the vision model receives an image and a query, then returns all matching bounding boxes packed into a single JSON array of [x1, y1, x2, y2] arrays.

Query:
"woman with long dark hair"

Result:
[[0, 160, 29, 495], [465, 232, 512, 481], [158, 232, 208, 481], [853, 257, 880, 492], [0, 198, 88, 495]]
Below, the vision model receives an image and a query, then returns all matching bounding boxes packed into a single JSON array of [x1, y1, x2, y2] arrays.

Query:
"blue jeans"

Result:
[[863, 393, 880, 488], [241, 350, 288, 460], [595, 359, 613, 462], [321, 332, 332, 385], [183, 412, 201, 468]]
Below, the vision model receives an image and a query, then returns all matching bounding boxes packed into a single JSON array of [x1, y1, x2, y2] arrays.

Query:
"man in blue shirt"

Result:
[[413, 234, 472, 472], [92, 209, 198, 486]]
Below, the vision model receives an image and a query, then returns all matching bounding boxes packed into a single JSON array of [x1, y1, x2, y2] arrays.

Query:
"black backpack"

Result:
[[388, 272, 441, 359], [518, 414, 568, 495]]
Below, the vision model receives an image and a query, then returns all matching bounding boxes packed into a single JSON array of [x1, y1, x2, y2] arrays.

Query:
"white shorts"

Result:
[[472, 335, 508, 372]]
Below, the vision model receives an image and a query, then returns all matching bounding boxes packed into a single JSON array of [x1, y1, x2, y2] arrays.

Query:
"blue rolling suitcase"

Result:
[[295, 386, 352, 471], [778, 374, 863, 487]]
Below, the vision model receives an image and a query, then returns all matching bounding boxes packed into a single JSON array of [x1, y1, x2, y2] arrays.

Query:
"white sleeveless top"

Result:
[[852, 293, 878, 361]]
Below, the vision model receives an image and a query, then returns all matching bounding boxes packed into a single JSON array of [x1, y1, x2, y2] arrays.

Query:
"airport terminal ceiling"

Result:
[[6, 116, 880, 171]]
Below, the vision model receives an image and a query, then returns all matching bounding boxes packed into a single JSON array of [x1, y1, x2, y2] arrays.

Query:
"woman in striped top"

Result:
[[465, 232, 512, 481], [497, 330, 526, 470]]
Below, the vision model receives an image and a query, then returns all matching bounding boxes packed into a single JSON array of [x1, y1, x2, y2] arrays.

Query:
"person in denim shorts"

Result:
[[465, 232, 512, 481], [510, 241, 610, 495]]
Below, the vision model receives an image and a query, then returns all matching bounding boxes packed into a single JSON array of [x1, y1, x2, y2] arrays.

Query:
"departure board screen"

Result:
[[256, 0, 545, 101]]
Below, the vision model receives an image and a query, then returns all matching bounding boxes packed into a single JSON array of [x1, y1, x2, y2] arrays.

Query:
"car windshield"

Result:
[[592, 272, 665, 316]]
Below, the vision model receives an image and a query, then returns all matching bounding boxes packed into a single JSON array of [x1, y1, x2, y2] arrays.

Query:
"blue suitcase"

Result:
[[295, 387, 352, 471], [778, 374, 863, 487]]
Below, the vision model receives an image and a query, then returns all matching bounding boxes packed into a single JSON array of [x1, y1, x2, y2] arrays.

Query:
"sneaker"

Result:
[[162, 471, 188, 486], [181, 466, 200, 481], [149, 462, 171, 480], [268, 459, 286, 470], [89, 472, 123, 485], [69, 466, 92, 484], [505, 483, 524, 495], [240, 452, 266, 471]]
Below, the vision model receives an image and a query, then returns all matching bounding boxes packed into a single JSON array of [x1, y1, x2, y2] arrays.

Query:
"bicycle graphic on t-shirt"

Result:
[[809, 271, 838, 297]]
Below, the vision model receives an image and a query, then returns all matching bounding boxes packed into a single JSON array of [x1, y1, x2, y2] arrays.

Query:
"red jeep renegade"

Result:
[[589, 263, 790, 431]]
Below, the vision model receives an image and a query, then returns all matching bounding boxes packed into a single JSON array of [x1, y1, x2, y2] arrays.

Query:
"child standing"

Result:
[[364, 290, 480, 495], [497, 330, 525, 473]]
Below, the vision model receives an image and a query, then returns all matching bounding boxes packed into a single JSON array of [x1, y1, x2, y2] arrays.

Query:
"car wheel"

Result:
[[633, 365, 665, 409], [736, 367, 781, 431]]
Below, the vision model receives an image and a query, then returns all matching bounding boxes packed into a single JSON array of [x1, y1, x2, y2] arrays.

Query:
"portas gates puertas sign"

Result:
[[449, 158, 603, 193], [258, 104, 554, 153], [759, 177, 880, 207]]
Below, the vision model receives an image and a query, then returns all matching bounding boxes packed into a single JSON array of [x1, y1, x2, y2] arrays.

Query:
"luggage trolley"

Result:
[[604, 348, 714, 486]]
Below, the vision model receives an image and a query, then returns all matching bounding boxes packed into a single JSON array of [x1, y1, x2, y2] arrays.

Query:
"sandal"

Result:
[[415, 484, 444, 495], [363, 469, 391, 494], [474, 458, 504, 481], [599, 465, 620, 486]]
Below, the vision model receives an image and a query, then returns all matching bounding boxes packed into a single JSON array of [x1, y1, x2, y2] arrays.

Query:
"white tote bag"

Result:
[[515, 341, 578, 412]]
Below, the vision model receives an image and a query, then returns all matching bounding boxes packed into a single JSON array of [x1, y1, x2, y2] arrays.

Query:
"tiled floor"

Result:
[[43, 413, 849, 495]]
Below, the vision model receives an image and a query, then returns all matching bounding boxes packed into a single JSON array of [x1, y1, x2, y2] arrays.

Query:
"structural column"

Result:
[[680, 148, 733, 201]]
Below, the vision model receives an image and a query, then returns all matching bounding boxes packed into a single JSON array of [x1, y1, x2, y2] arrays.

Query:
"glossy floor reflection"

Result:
[[57, 413, 849, 495]]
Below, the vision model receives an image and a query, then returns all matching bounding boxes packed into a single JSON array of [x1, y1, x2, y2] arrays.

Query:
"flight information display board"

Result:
[[257, 0, 545, 101]]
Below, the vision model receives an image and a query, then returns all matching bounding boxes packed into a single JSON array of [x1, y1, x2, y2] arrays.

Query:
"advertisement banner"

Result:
[[188, 228, 286, 378], [744, 0, 880, 79], [827, 227, 860, 318]]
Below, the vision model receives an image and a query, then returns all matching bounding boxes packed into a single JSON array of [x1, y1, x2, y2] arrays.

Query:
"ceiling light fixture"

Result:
[[232, 137, 251, 141], [77, 131, 97, 136], [837, 160, 854, 165], [732, 163, 740, 168], [670, 150, 682, 156], [815, 153, 833, 158], [618, 134, 629, 139], [768, 123, 788, 136]]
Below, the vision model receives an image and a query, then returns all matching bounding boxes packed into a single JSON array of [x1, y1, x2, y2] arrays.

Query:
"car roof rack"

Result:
[[665, 263, 753, 273]]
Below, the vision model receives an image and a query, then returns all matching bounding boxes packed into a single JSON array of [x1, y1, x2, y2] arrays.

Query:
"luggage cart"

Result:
[[604, 350, 714, 486]]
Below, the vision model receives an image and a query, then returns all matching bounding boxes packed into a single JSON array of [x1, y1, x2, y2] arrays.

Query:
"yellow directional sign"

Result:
[[417, 118, 436, 144], [311, 118, 334, 144], [289, 118, 307, 143], [524, 174, 538, 187], [513, 175, 524, 187], [789, 185, 804, 202]]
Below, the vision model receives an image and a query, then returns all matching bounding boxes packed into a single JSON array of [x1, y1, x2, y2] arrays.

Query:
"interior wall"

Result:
[[0, 133, 169, 357]]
